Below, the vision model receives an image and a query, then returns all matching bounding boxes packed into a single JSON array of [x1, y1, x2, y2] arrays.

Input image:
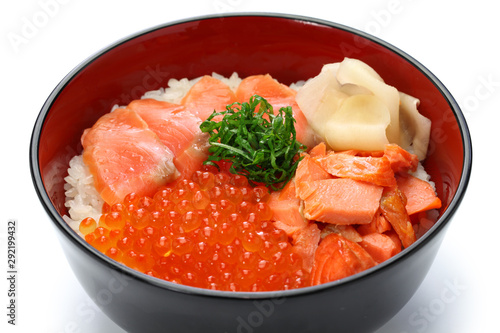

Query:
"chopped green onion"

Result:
[[200, 95, 306, 190]]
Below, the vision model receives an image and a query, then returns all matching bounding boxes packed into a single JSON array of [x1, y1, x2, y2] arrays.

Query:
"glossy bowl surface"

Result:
[[30, 13, 471, 333]]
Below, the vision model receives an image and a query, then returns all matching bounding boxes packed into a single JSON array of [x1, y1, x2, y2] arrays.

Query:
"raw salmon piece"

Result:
[[380, 187, 416, 248], [356, 210, 392, 235], [81, 108, 179, 205], [320, 224, 363, 243], [311, 233, 376, 285], [295, 154, 332, 200], [181, 75, 237, 121], [235, 74, 297, 102], [308, 142, 327, 158], [235, 74, 318, 149], [171, 137, 210, 180], [268, 180, 320, 273], [359, 232, 401, 263], [385, 230, 403, 252], [300, 178, 383, 225], [338, 225, 363, 242], [396, 174, 442, 215], [383, 143, 418, 174], [127, 99, 209, 178], [126, 98, 186, 116], [315, 152, 397, 187], [268, 179, 308, 236], [127, 99, 197, 154], [291, 222, 321, 273]]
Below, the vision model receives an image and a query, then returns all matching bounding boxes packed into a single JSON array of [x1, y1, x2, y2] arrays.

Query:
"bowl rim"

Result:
[[30, 12, 472, 299]]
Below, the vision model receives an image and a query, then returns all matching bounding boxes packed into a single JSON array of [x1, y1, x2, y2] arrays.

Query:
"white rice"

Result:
[[63, 155, 104, 235], [410, 161, 436, 192], [289, 80, 307, 91]]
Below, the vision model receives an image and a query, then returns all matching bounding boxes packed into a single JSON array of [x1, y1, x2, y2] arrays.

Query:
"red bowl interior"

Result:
[[35, 14, 468, 245]]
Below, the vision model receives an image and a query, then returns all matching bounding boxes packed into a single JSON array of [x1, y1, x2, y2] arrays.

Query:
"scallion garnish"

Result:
[[200, 95, 306, 191]]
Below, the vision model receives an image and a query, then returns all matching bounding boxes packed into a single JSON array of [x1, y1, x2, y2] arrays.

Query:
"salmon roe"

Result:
[[82, 166, 310, 291]]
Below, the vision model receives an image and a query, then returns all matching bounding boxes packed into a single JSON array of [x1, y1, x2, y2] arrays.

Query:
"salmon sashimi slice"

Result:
[[127, 99, 198, 154], [379, 187, 416, 248], [268, 179, 308, 237], [171, 137, 211, 181], [396, 174, 442, 215], [295, 154, 333, 200], [311, 233, 376, 285], [383, 143, 419, 174], [81, 108, 179, 205], [315, 152, 397, 187], [235, 74, 297, 102], [300, 178, 383, 225], [235, 74, 318, 149], [291, 222, 321, 273], [125, 98, 186, 116], [181, 75, 237, 121], [126, 99, 209, 178]]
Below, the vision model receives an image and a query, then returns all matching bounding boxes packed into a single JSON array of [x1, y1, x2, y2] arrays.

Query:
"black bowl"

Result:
[[30, 13, 472, 333]]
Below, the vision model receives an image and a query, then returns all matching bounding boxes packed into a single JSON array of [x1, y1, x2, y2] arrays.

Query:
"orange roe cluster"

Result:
[[80, 167, 310, 291]]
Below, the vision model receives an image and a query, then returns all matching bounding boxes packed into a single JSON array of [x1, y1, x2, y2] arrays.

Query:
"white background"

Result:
[[1, 0, 497, 332]]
